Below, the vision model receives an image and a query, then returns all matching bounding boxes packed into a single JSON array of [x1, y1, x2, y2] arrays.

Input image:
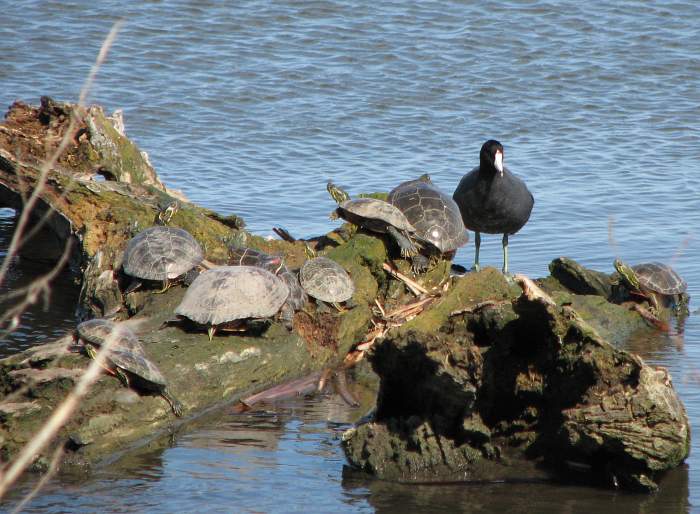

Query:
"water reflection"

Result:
[[0, 209, 79, 354]]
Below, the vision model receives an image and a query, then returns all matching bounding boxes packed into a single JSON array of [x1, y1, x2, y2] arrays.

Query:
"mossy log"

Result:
[[342, 270, 690, 492], [0, 99, 689, 491], [0, 98, 379, 471]]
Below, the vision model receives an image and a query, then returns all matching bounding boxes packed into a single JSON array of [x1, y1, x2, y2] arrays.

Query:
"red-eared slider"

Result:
[[299, 256, 354, 307], [327, 182, 418, 258], [228, 246, 308, 321], [175, 265, 290, 340], [452, 140, 534, 274], [123, 225, 204, 291], [76, 318, 183, 416], [388, 175, 469, 270], [613, 259, 689, 313]]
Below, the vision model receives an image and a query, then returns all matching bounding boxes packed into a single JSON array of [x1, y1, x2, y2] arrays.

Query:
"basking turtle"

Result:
[[175, 265, 290, 340], [299, 256, 354, 309], [327, 182, 419, 258], [613, 259, 689, 314], [388, 175, 469, 270], [76, 319, 183, 416], [123, 225, 204, 292], [229, 246, 308, 320]]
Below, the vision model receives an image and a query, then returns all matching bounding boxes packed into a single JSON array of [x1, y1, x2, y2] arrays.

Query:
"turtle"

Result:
[[123, 225, 204, 292], [327, 182, 419, 258], [299, 256, 354, 309], [388, 175, 469, 270], [76, 318, 183, 416], [228, 246, 308, 321], [175, 265, 290, 340], [613, 259, 689, 314]]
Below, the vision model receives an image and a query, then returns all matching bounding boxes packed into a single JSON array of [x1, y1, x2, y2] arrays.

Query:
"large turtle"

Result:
[[76, 318, 183, 416], [388, 175, 469, 270], [175, 265, 290, 340], [228, 246, 308, 321], [613, 259, 689, 314], [327, 182, 419, 258], [123, 225, 204, 292], [299, 256, 354, 309]]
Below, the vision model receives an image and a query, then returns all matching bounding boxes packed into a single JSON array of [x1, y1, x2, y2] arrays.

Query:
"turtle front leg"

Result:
[[155, 278, 172, 294], [386, 226, 418, 258], [115, 367, 131, 388], [162, 387, 184, 417]]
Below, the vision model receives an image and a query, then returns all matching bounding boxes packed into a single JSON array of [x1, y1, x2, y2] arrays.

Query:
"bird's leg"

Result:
[[502, 233, 509, 275], [472, 232, 481, 272]]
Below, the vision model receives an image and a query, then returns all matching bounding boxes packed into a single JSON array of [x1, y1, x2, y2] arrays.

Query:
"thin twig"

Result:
[[382, 262, 428, 295]]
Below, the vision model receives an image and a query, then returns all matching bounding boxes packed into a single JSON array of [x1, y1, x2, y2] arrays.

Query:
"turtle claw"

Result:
[[164, 390, 184, 417]]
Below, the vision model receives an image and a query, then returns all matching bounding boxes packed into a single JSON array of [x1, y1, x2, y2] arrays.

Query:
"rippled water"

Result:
[[1, 0, 699, 511]]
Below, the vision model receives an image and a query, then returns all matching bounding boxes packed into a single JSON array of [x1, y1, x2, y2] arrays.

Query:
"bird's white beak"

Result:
[[494, 150, 504, 176]]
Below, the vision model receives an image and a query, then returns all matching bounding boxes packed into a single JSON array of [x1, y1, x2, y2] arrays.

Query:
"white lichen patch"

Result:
[[218, 347, 261, 364]]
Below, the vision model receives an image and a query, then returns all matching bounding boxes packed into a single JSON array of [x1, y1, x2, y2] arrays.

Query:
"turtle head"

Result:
[[614, 258, 641, 290], [304, 243, 317, 260], [480, 140, 504, 176], [327, 181, 350, 204]]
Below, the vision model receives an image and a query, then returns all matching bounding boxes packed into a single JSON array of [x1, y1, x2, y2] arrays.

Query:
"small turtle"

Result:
[[175, 265, 290, 340], [76, 319, 183, 416], [613, 259, 689, 314], [388, 175, 469, 270], [327, 182, 419, 258], [299, 256, 354, 309], [123, 225, 204, 292]]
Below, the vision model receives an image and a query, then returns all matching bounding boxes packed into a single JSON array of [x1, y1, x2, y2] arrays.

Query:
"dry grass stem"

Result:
[[0, 19, 124, 501], [9, 445, 64, 514]]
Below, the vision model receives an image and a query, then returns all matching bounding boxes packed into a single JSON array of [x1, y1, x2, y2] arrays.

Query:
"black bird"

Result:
[[452, 140, 533, 274]]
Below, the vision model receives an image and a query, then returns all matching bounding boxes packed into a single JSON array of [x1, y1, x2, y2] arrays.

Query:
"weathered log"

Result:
[[0, 98, 689, 493], [342, 269, 690, 492], [0, 98, 382, 471]]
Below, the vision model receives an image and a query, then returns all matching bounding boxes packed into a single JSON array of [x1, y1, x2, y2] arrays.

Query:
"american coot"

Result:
[[452, 140, 533, 274]]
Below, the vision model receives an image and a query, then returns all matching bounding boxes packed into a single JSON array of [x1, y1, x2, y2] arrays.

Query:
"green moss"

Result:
[[402, 268, 519, 336]]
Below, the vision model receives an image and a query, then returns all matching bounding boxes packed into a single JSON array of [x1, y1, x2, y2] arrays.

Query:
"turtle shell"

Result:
[[388, 177, 468, 253], [632, 262, 687, 295], [76, 319, 166, 386], [175, 266, 290, 325], [339, 198, 416, 233], [229, 247, 307, 311], [123, 226, 203, 281], [299, 257, 354, 303], [77, 318, 140, 350]]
